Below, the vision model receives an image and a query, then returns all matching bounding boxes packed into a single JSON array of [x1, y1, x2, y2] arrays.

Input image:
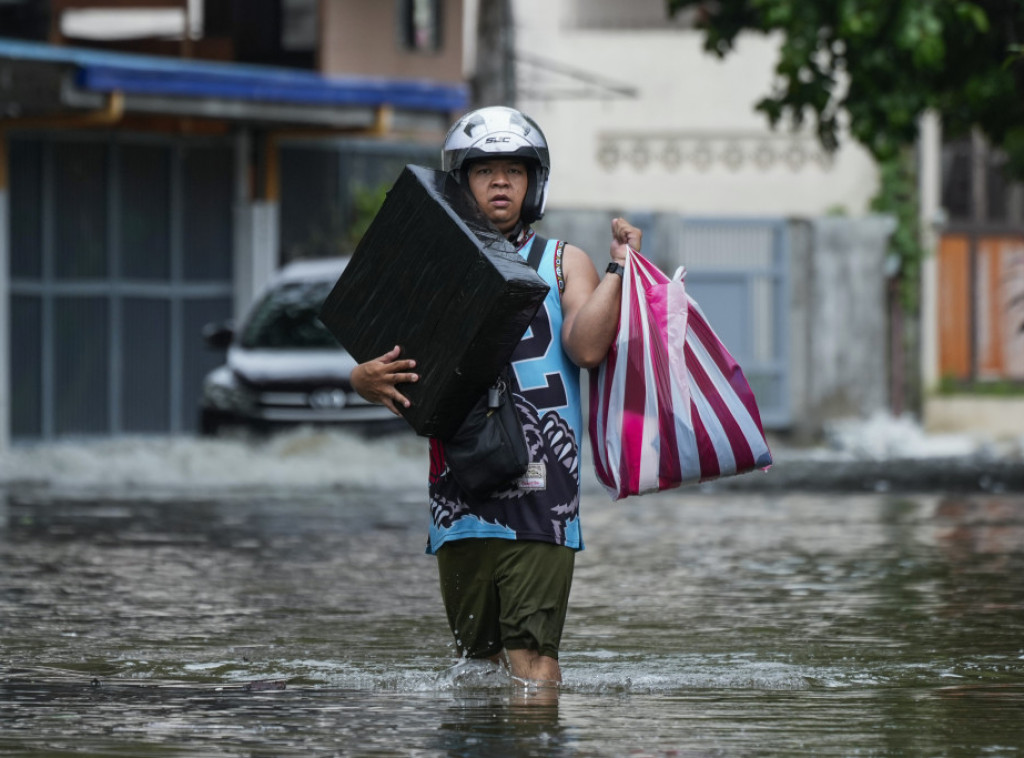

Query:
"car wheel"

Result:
[[199, 408, 226, 437]]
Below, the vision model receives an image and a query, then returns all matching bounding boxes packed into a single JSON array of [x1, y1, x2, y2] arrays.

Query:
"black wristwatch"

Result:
[[606, 261, 625, 277]]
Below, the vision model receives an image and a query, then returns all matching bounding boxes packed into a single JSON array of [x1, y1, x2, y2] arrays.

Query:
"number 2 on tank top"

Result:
[[511, 303, 569, 410]]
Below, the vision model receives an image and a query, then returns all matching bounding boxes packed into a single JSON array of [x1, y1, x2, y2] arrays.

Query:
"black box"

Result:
[[319, 164, 550, 439]]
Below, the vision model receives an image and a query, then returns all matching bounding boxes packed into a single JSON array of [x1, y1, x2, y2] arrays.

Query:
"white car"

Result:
[[199, 258, 401, 435]]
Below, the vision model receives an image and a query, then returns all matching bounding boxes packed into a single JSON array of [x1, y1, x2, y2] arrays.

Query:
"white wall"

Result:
[[512, 0, 879, 217]]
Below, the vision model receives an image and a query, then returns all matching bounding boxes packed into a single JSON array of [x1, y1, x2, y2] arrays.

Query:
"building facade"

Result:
[[1, 0, 467, 446], [509, 0, 890, 439]]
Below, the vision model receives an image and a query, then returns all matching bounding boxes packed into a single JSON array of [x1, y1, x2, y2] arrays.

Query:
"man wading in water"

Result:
[[351, 106, 642, 691]]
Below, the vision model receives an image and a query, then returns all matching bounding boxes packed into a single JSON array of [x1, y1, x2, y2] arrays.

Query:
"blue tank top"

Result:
[[427, 233, 584, 554]]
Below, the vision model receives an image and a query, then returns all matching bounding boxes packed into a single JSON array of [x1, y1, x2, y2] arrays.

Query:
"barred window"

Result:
[[941, 136, 1023, 224], [399, 0, 442, 52]]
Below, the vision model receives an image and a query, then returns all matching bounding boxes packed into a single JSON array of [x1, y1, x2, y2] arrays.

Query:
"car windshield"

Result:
[[240, 280, 340, 350]]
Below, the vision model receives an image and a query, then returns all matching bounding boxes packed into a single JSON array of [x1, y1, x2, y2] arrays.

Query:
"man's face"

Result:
[[466, 158, 529, 234]]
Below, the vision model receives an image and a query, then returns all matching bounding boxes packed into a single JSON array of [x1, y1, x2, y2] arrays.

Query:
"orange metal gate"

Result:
[[938, 233, 1024, 382]]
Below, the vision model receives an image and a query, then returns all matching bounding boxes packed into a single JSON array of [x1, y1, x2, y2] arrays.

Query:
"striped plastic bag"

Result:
[[589, 247, 772, 500]]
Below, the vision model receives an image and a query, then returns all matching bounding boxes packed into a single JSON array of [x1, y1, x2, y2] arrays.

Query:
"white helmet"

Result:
[[441, 106, 550, 224]]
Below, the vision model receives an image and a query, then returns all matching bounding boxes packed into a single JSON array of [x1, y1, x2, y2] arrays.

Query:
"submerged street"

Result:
[[1, 427, 1023, 756]]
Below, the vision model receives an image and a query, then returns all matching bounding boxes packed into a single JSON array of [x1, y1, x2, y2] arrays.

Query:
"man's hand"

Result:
[[610, 217, 642, 263], [350, 345, 419, 416], [560, 216, 644, 369]]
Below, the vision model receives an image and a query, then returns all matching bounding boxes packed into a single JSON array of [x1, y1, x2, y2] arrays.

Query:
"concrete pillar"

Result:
[[806, 215, 896, 424], [232, 201, 279, 321], [232, 129, 280, 323], [0, 134, 9, 451], [785, 218, 814, 442], [918, 111, 942, 392]]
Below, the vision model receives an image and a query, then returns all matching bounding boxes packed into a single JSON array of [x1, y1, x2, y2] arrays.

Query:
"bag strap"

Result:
[[526, 233, 548, 271], [492, 233, 547, 396]]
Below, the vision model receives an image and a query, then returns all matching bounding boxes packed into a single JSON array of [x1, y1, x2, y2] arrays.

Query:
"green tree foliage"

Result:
[[346, 184, 390, 249], [286, 183, 389, 261], [667, 0, 1024, 310]]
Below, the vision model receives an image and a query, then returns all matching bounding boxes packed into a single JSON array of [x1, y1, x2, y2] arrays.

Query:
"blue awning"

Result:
[[0, 37, 468, 119]]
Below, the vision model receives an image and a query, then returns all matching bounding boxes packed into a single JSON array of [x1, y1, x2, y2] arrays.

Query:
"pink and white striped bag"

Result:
[[589, 247, 772, 500]]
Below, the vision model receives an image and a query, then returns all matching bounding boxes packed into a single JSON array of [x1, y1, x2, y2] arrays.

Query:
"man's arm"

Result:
[[561, 218, 642, 369]]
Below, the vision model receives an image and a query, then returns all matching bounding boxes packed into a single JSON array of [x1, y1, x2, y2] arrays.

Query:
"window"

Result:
[[281, 0, 317, 52], [240, 280, 340, 350], [941, 136, 1023, 224], [400, 0, 441, 52], [570, 0, 703, 30]]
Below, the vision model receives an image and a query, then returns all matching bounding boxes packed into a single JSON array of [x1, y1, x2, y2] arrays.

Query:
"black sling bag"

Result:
[[441, 235, 548, 499]]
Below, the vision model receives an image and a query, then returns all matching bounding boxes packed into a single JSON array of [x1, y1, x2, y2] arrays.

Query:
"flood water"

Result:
[[2, 430, 1023, 756]]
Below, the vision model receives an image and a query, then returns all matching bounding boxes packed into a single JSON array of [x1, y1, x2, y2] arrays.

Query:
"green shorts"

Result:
[[435, 539, 575, 660]]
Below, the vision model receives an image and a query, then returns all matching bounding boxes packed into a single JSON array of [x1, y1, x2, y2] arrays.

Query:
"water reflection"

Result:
[[1, 480, 1023, 756], [431, 698, 567, 757]]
